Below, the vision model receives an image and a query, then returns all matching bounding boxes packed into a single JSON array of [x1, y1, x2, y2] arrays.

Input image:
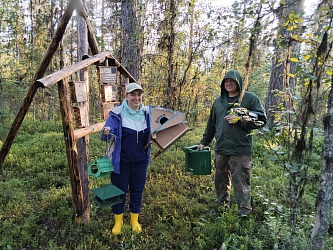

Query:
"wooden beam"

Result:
[[107, 57, 137, 83], [0, 0, 76, 168], [58, 78, 85, 223], [37, 51, 112, 88], [74, 122, 105, 139]]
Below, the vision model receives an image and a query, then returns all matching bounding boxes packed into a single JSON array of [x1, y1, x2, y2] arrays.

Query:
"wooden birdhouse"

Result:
[[99, 66, 117, 85], [149, 106, 190, 158], [69, 81, 88, 103], [69, 81, 89, 128], [101, 84, 117, 102], [101, 102, 119, 120]]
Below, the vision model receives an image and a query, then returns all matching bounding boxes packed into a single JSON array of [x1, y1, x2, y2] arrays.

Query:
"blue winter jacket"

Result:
[[100, 103, 151, 174]]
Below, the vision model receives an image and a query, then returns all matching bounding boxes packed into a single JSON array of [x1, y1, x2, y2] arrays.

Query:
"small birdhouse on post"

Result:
[[99, 66, 117, 84], [99, 65, 119, 120], [69, 81, 89, 128]]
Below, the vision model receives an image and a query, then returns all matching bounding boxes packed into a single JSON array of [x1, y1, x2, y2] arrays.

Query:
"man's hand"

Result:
[[198, 144, 205, 150], [224, 115, 241, 124]]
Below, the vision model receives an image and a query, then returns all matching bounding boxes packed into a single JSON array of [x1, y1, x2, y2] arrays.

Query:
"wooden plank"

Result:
[[151, 123, 189, 151], [37, 51, 112, 88], [74, 122, 105, 139], [57, 78, 85, 223]]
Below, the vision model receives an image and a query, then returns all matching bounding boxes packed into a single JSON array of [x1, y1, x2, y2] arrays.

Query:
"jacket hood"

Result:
[[110, 101, 149, 116], [221, 70, 243, 95]]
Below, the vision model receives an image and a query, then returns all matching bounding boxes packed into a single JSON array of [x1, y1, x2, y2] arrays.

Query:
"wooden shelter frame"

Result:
[[0, 0, 136, 222]]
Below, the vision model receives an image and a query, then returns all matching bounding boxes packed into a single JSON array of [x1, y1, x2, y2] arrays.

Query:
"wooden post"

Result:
[[0, 0, 76, 168], [57, 78, 85, 223], [77, 1, 90, 222], [76, 0, 100, 55]]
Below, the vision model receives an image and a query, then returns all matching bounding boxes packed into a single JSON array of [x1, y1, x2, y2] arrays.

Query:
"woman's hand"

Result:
[[103, 126, 111, 135]]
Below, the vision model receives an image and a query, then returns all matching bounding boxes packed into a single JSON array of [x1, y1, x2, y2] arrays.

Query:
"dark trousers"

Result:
[[111, 162, 148, 214]]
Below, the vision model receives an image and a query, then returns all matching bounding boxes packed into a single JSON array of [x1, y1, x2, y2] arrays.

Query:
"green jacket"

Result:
[[200, 70, 266, 155]]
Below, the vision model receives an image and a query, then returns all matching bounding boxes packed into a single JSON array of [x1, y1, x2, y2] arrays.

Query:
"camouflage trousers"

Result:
[[214, 153, 253, 215]]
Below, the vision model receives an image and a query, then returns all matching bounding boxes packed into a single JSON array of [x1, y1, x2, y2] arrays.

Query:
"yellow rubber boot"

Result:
[[130, 212, 142, 233], [112, 214, 123, 236]]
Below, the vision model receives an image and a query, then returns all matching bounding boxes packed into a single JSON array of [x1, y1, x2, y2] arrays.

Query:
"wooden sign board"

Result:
[[74, 105, 89, 128], [101, 102, 119, 120], [149, 106, 185, 133], [69, 81, 88, 103], [99, 66, 117, 84]]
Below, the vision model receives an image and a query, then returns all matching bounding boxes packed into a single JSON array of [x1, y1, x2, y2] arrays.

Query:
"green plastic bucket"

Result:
[[185, 145, 211, 175]]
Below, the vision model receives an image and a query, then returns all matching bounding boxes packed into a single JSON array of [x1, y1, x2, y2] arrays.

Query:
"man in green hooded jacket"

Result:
[[198, 69, 266, 217]]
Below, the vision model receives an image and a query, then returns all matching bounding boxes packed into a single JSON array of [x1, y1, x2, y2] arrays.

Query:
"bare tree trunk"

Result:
[[165, 0, 175, 109], [265, 0, 304, 129], [101, 0, 105, 51], [310, 77, 333, 250], [266, 56, 285, 128], [121, 0, 140, 82]]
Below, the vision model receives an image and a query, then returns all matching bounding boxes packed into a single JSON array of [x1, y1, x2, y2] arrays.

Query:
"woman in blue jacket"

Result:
[[101, 82, 151, 235]]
